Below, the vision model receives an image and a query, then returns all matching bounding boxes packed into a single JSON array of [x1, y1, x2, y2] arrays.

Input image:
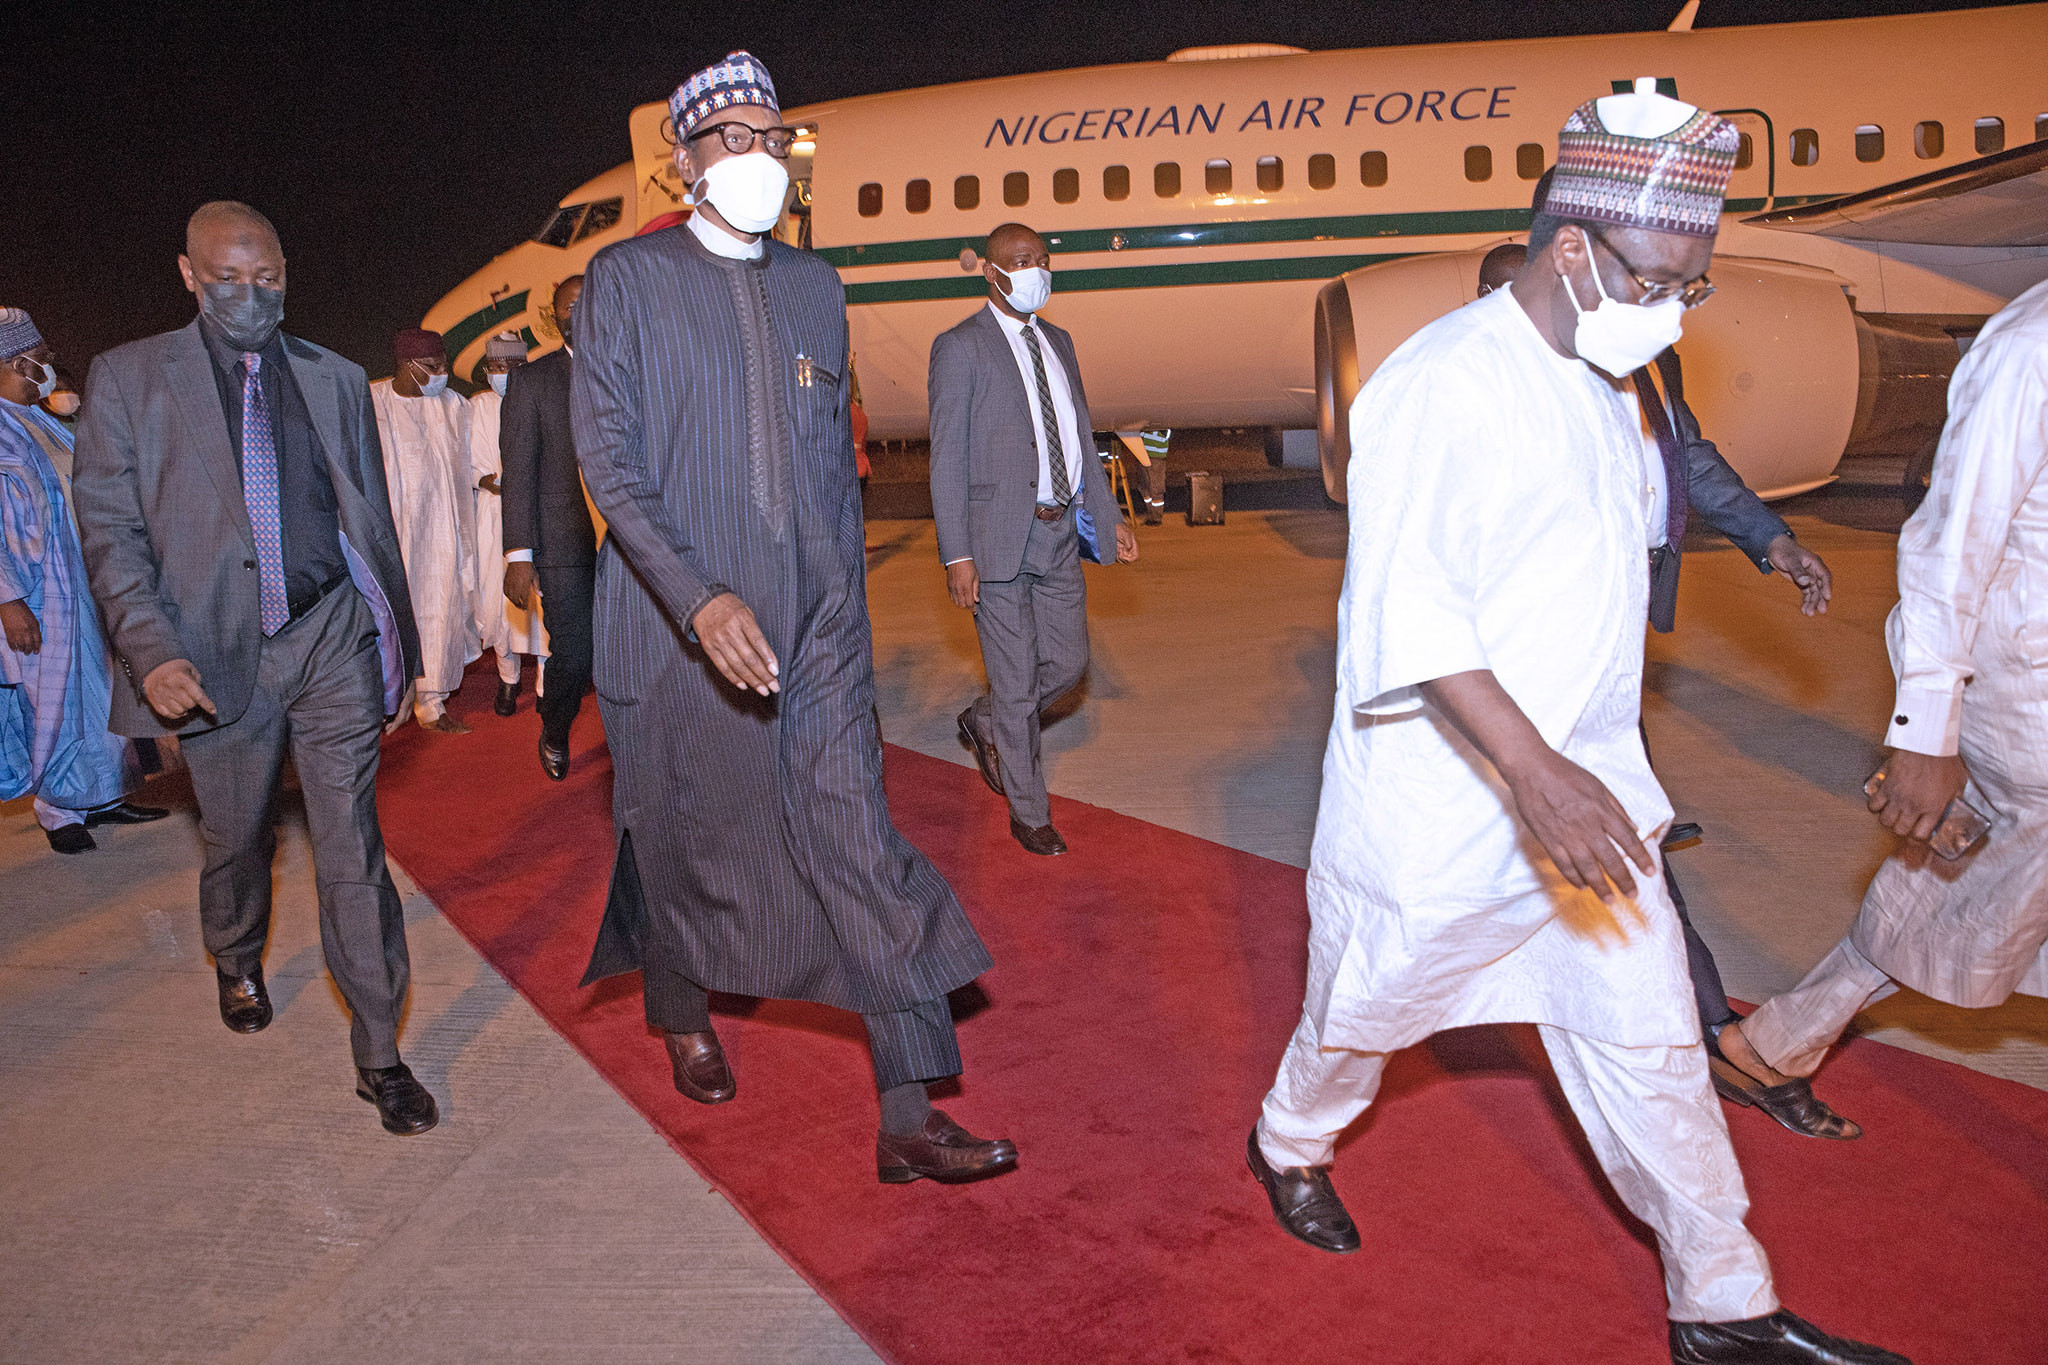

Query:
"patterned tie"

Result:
[[240, 353, 291, 635], [1020, 322, 1073, 506]]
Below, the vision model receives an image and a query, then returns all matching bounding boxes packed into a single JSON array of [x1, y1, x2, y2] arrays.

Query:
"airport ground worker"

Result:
[[372, 326, 480, 733], [0, 307, 166, 852], [469, 330, 547, 717], [1742, 279, 2048, 1084], [1246, 85, 1906, 1365], [571, 51, 1017, 1184]]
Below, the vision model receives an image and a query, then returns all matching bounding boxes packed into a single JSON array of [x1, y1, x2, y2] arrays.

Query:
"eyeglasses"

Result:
[[1583, 226, 1716, 309], [688, 122, 802, 160]]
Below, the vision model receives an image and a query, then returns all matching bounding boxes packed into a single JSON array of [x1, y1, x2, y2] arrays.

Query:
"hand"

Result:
[[503, 561, 538, 611], [693, 592, 780, 695], [946, 560, 980, 609], [142, 659, 218, 720], [1869, 749, 1968, 841], [0, 599, 41, 655], [479, 474, 501, 494], [1764, 534, 1832, 616], [384, 680, 417, 735], [1114, 522, 1139, 564], [1504, 750, 1657, 906]]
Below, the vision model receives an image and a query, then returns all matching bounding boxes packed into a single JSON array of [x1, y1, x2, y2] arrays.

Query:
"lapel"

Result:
[[286, 339, 361, 507], [974, 306, 1037, 437], [167, 321, 255, 553], [1631, 362, 1689, 547], [1038, 318, 1090, 430]]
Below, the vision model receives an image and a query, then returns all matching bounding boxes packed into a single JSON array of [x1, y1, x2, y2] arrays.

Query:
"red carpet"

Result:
[[378, 662, 2048, 1365]]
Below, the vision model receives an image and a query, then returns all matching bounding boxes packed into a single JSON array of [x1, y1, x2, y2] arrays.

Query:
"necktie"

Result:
[[1020, 322, 1073, 506], [240, 353, 291, 635]]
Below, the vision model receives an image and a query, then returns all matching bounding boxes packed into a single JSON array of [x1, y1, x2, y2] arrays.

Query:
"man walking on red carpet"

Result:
[[570, 52, 1015, 1185], [1246, 85, 1905, 1365]]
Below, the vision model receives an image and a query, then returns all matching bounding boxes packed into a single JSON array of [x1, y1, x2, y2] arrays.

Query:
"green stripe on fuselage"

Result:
[[442, 291, 531, 364]]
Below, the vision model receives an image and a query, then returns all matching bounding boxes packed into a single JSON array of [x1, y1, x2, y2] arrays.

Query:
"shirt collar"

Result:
[[688, 208, 764, 260], [985, 300, 1037, 336]]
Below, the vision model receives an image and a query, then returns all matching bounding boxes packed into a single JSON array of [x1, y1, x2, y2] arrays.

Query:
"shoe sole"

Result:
[[877, 1151, 1019, 1185], [221, 1014, 271, 1034], [356, 1086, 439, 1135]]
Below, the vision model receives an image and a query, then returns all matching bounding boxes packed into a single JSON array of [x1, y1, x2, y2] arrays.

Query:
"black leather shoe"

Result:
[[1245, 1127, 1360, 1253], [218, 969, 272, 1033], [356, 1062, 439, 1135], [494, 680, 520, 716], [957, 705, 1003, 796], [1009, 818, 1067, 856], [46, 823, 96, 854], [1707, 1022, 1861, 1140], [539, 733, 570, 781], [876, 1109, 1018, 1184], [661, 1029, 736, 1105], [1671, 1310, 1911, 1364], [85, 801, 170, 827]]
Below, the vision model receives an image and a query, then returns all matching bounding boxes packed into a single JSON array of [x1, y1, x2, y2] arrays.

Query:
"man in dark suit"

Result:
[[500, 274, 594, 780], [928, 222, 1137, 856], [72, 201, 437, 1136]]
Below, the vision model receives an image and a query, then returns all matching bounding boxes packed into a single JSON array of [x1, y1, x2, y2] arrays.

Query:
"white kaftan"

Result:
[[370, 381, 480, 698], [467, 389, 547, 663]]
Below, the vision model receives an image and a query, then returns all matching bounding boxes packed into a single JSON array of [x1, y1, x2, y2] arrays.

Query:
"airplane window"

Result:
[[1915, 121, 1943, 159], [1360, 151, 1388, 188], [1053, 168, 1080, 204], [1004, 171, 1030, 207], [2038, 113, 2048, 142], [955, 175, 980, 210], [1103, 165, 1131, 201], [1256, 157, 1283, 193], [1975, 117, 2005, 155], [858, 182, 883, 217], [532, 205, 585, 248], [1515, 143, 1545, 180], [1206, 160, 1233, 195], [1789, 128, 1820, 166], [1464, 146, 1493, 182], [1154, 162, 1181, 198], [906, 179, 932, 213], [1855, 125, 1884, 163], [1735, 133, 1754, 171], [1308, 154, 1335, 190]]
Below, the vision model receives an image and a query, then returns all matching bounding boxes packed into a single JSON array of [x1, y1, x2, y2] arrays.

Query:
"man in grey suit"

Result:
[[929, 223, 1137, 856], [73, 201, 437, 1136]]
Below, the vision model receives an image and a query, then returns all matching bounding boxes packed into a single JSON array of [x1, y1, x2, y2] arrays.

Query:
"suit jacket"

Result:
[[500, 348, 597, 568], [1642, 346, 1791, 633], [72, 319, 420, 736], [928, 305, 1124, 583]]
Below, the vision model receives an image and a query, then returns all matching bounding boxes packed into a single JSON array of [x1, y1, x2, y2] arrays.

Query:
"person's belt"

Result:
[[286, 569, 352, 623], [1034, 503, 1068, 521]]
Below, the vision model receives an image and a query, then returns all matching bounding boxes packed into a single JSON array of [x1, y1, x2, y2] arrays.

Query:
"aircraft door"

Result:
[[1716, 109, 1776, 212]]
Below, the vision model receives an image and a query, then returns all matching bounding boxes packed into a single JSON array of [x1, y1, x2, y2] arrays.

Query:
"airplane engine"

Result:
[[1315, 248, 1863, 503]]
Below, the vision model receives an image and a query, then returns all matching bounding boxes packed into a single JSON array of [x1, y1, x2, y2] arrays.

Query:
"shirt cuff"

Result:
[[1884, 681, 1963, 757], [505, 549, 533, 563], [944, 557, 972, 567]]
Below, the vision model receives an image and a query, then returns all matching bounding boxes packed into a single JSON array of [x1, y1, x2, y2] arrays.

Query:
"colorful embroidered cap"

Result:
[[0, 307, 43, 359], [669, 51, 779, 142], [1546, 78, 1740, 238]]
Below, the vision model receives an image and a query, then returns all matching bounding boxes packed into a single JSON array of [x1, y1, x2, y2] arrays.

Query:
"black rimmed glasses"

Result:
[[688, 122, 803, 160], [1583, 226, 1716, 309]]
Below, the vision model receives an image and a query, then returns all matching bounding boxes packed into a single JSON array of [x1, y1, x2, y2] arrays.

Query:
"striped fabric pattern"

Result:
[[1547, 103, 1740, 238]]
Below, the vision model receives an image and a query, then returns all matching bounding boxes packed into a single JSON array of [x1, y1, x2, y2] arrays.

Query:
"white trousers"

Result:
[[491, 650, 548, 690], [1258, 1014, 1777, 1322], [33, 796, 89, 831], [414, 689, 450, 723], [1742, 937, 1898, 1079]]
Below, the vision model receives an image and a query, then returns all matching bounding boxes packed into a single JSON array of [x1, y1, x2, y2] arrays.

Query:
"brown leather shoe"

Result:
[[1246, 1127, 1360, 1253], [957, 705, 1003, 795], [876, 1109, 1018, 1184], [1009, 818, 1067, 856], [662, 1029, 735, 1105]]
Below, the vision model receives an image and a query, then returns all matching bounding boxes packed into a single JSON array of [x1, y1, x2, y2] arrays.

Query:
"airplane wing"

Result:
[[1742, 140, 2048, 247]]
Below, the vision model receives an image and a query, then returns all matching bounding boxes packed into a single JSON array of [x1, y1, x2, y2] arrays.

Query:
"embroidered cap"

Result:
[[1546, 78, 1740, 238], [669, 51, 779, 143], [484, 330, 527, 360], [0, 307, 43, 359]]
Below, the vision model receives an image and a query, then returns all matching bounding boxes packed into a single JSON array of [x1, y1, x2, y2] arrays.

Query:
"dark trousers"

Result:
[[642, 958, 963, 1093], [179, 585, 411, 1068], [971, 506, 1089, 828], [536, 564, 594, 746], [1638, 718, 1740, 1034]]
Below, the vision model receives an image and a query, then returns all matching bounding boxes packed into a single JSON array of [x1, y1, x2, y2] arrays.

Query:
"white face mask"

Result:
[[413, 367, 449, 398], [996, 265, 1052, 314], [14, 356, 58, 402], [1558, 234, 1686, 376], [693, 150, 790, 235], [488, 372, 509, 397]]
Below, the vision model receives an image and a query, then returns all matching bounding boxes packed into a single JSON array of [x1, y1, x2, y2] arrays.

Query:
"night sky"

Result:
[[7, 0, 2023, 379]]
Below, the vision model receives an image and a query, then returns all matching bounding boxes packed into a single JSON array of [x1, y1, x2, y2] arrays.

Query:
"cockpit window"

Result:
[[575, 198, 624, 242], [534, 205, 586, 248]]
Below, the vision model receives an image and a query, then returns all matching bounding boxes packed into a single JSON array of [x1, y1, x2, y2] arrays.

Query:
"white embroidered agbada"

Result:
[[1301, 285, 1695, 1055], [370, 380, 479, 697], [467, 388, 547, 663]]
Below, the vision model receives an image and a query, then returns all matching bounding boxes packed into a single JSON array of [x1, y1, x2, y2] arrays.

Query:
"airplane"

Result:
[[422, 1, 2048, 503]]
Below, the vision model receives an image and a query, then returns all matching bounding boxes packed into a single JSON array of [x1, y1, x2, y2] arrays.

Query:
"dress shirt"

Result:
[[689, 207, 765, 260], [985, 302, 1085, 507], [199, 318, 347, 617]]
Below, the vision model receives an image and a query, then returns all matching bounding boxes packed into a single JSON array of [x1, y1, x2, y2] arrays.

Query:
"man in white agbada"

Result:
[[468, 331, 547, 717], [371, 327, 479, 734], [1248, 85, 1907, 1365], [1740, 279, 2048, 1079]]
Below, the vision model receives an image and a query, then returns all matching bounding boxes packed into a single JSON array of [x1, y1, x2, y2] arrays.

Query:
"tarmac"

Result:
[[4, 460, 2042, 1362]]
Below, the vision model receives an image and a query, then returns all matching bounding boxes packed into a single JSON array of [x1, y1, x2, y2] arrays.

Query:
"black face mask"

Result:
[[199, 282, 286, 351]]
